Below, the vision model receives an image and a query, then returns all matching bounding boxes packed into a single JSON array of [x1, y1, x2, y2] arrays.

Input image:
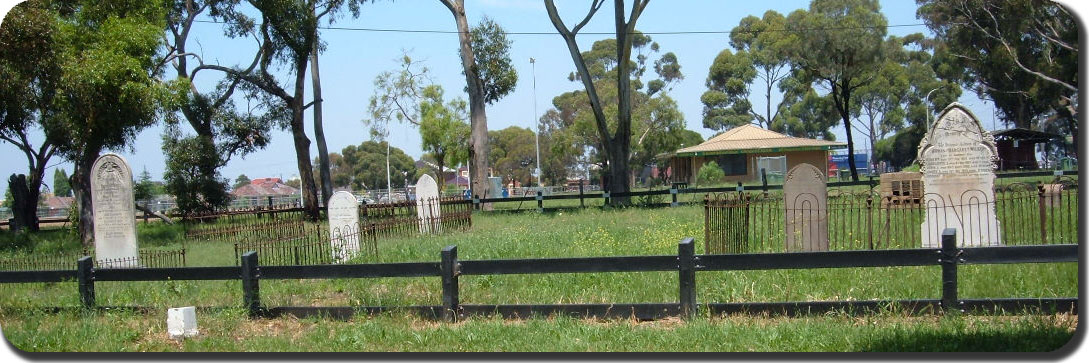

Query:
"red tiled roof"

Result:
[[231, 179, 298, 197]]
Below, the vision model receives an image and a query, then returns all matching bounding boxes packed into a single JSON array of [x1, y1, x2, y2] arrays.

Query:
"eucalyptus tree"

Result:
[[544, 0, 650, 205], [917, 0, 1078, 155], [418, 86, 470, 192], [0, 0, 60, 231], [437, 0, 518, 206], [43, 0, 186, 244], [702, 10, 801, 132], [191, 0, 370, 220], [785, 0, 888, 181]]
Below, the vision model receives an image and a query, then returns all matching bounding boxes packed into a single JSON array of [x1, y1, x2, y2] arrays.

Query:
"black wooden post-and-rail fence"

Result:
[[0, 229, 1076, 321]]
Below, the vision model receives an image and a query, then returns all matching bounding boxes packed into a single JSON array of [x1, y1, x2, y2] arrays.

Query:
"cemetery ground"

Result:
[[0, 201, 1078, 352]]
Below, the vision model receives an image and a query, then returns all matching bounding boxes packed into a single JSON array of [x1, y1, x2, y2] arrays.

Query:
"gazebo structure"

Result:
[[670, 125, 847, 184], [991, 128, 1060, 171]]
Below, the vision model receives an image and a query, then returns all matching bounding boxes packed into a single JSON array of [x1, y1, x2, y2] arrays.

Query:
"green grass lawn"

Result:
[[0, 204, 1079, 352]]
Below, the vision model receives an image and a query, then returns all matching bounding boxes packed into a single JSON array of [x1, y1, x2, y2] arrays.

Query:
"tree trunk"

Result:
[[8, 174, 34, 233], [72, 150, 98, 247], [291, 58, 321, 221], [436, 152, 446, 193], [310, 48, 333, 207], [134, 203, 174, 224], [445, 0, 492, 210]]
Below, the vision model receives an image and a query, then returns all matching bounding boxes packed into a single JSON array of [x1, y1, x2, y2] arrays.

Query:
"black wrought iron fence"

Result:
[[705, 180, 1079, 254]]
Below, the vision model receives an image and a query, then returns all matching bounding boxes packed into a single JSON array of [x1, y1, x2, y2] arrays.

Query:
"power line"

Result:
[[192, 19, 925, 35]]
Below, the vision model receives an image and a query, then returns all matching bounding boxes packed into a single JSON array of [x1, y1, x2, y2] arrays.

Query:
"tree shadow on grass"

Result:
[[859, 321, 1076, 352]]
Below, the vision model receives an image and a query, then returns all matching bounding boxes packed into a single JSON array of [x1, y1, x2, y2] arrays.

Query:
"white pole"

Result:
[[531, 57, 541, 187], [925, 86, 944, 132], [386, 121, 392, 202]]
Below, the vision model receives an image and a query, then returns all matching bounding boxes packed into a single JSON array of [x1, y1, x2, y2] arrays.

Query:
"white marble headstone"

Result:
[[327, 191, 360, 261], [918, 103, 1001, 247], [167, 306, 199, 339], [415, 174, 441, 234], [783, 163, 829, 252], [91, 153, 139, 267]]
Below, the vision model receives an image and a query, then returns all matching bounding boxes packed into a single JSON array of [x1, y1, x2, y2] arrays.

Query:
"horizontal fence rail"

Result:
[[470, 170, 1079, 210], [0, 229, 1076, 321]]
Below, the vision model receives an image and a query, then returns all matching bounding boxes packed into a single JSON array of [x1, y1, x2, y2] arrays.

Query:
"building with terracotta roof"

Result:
[[669, 125, 847, 184], [230, 177, 299, 206]]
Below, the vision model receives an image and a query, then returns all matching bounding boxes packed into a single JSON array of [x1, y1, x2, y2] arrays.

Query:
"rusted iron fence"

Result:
[[361, 197, 473, 239], [185, 218, 305, 242], [0, 248, 187, 271], [232, 222, 381, 266], [705, 180, 1079, 254]]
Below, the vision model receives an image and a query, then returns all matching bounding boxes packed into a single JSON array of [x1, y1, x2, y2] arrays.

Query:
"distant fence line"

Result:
[[704, 179, 1079, 254], [470, 170, 1080, 212], [0, 230, 1076, 321]]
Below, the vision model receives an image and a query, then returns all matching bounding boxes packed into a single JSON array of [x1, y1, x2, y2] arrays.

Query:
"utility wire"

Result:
[[192, 19, 925, 35]]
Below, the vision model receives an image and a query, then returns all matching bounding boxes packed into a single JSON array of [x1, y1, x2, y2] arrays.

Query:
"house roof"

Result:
[[675, 124, 846, 156], [43, 195, 74, 210], [231, 178, 298, 198], [992, 128, 1060, 142]]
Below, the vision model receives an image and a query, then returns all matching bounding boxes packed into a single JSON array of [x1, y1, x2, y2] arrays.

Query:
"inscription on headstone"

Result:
[[327, 191, 360, 261], [416, 174, 441, 234], [918, 103, 1001, 247], [783, 163, 828, 252], [91, 153, 139, 267]]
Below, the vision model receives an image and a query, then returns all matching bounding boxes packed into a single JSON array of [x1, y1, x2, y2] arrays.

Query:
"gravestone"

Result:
[[918, 103, 1000, 247], [327, 191, 360, 261], [167, 306, 199, 339], [416, 174, 441, 234], [783, 163, 828, 252], [1041, 184, 1064, 208], [91, 153, 139, 267]]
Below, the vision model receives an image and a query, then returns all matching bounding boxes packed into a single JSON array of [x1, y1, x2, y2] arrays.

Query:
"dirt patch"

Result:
[[234, 316, 314, 341]]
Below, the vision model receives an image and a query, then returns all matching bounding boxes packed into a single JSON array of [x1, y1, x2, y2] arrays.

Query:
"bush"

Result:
[[697, 161, 725, 185]]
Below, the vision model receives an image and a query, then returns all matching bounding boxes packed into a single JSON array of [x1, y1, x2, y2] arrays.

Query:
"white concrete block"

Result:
[[167, 306, 199, 339]]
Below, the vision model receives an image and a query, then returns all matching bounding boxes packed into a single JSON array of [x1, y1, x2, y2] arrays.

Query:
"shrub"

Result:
[[697, 161, 725, 185]]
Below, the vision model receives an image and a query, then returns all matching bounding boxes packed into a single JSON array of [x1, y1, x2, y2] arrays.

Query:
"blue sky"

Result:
[[0, 0, 1073, 193]]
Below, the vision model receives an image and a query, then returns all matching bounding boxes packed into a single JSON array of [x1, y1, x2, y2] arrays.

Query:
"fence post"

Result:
[[604, 191, 611, 207], [536, 190, 544, 213], [472, 195, 480, 211], [760, 168, 768, 190], [579, 179, 585, 208], [440, 245, 460, 322], [940, 228, 960, 313], [240, 251, 262, 318], [77, 256, 95, 309], [678, 238, 696, 319], [735, 182, 744, 194], [1037, 182, 1048, 244], [670, 187, 678, 207]]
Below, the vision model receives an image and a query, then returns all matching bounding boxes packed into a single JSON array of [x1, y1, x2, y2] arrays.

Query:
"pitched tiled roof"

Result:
[[676, 125, 846, 156], [231, 179, 299, 197]]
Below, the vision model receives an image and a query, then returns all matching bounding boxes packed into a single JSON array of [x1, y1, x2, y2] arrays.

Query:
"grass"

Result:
[[0, 202, 1079, 352]]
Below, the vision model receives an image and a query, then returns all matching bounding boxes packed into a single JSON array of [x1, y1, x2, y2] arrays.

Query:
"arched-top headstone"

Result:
[[415, 174, 441, 234], [917, 103, 1001, 247], [327, 191, 360, 261], [783, 163, 828, 252], [91, 153, 139, 267]]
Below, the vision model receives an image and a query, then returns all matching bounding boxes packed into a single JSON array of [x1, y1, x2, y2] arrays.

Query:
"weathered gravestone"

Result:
[[416, 174, 441, 234], [1041, 184, 1064, 208], [918, 103, 1001, 247], [487, 176, 504, 199], [784, 163, 829, 252], [327, 191, 360, 261], [91, 153, 139, 267]]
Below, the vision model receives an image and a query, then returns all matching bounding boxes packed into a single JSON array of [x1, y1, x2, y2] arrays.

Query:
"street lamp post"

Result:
[[530, 57, 541, 188]]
